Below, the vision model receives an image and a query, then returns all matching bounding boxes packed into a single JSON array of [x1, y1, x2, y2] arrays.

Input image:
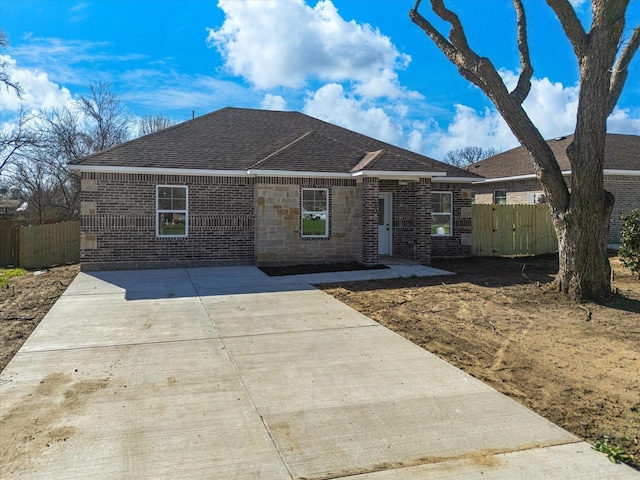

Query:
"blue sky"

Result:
[[1, 0, 639, 159]]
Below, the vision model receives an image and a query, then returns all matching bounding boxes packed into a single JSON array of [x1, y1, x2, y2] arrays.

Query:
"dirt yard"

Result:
[[1, 258, 638, 468], [0, 265, 79, 371], [322, 254, 639, 469]]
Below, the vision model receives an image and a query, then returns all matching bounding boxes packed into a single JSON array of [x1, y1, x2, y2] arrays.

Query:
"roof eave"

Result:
[[351, 170, 447, 180], [604, 169, 640, 176], [67, 164, 249, 177], [432, 176, 480, 183], [248, 169, 353, 179]]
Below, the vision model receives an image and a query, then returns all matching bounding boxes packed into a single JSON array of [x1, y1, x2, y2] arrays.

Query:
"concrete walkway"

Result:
[[1, 266, 637, 479]]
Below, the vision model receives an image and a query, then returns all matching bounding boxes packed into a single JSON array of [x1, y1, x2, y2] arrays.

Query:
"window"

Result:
[[432, 191, 452, 236], [527, 193, 546, 204], [494, 189, 507, 205], [301, 188, 328, 238], [157, 185, 188, 237]]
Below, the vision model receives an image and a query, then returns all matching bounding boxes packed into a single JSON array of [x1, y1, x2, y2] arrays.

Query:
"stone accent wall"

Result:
[[79, 172, 255, 270], [431, 183, 473, 258], [255, 178, 362, 265]]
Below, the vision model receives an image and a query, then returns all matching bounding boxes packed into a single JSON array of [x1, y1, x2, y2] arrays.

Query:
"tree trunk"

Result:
[[552, 190, 614, 301]]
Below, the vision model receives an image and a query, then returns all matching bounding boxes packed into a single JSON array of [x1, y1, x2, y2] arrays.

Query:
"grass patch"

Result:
[[0, 268, 27, 287]]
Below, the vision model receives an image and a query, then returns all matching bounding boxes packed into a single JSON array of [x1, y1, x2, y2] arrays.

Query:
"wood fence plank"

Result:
[[472, 204, 557, 257], [18, 221, 80, 269]]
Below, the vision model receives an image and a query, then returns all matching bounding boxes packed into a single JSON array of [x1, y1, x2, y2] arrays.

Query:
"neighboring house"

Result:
[[469, 134, 640, 243], [0, 199, 22, 219], [68, 107, 479, 271]]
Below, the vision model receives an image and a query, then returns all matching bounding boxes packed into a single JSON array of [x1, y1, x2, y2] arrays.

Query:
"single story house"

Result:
[[469, 133, 640, 243], [68, 107, 479, 271]]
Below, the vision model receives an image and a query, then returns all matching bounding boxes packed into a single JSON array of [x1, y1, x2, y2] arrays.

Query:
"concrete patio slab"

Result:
[[201, 289, 377, 337], [1, 265, 638, 479], [1, 339, 290, 479], [339, 442, 636, 479], [19, 294, 217, 351], [222, 326, 577, 479]]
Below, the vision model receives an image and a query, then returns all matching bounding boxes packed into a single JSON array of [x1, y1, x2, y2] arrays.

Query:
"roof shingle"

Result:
[[70, 107, 479, 178], [469, 133, 640, 179]]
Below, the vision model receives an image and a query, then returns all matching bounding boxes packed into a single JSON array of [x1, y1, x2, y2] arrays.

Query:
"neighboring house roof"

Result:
[[0, 199, 21, 209], [69, 107, 479, 180], [468, 133, 640, 180]]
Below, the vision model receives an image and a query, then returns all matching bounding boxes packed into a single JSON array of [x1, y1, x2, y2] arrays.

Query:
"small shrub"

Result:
[[619, 209, 640, 278], [0, 268, 26, 288], [593, 437, 635, 464]]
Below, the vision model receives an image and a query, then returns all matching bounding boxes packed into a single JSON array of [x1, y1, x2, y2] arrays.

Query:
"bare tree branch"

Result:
[[409, 1, 460, 70], [510, 0, 533, 104], [0, 108, 39, 175], [0, 29, 23, 98], [138, 114, 176, 137], [545, 0, 588, 58], [411, 0, 570, 212], [609, 25, 640, 113]]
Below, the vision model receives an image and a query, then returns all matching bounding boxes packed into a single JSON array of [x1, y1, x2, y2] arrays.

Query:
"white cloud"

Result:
[[261, 94, 288, 111], [568, 0, 587, 8], [303, 83, 405, 145], [423, 71, 640, 158], [0, 54, 72, 113], [608, 107, 640, 135], [424, 104, 516, 158], [424, 73, 584, 157], [208, 0, 415, 99]]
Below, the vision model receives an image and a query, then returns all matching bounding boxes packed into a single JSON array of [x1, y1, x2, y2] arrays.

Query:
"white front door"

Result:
[[378, 193, 392, 255]]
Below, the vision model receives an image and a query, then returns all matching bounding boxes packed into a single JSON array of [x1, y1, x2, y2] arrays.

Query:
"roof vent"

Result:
[[555, 136, 567, 141]]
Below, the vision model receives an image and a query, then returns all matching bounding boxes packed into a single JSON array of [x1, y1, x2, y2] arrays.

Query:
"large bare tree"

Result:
[[6, 83, 132, 223], [411, 0, 640, 301], [137, 113, 176, 137], [444, 146, 500, 168]]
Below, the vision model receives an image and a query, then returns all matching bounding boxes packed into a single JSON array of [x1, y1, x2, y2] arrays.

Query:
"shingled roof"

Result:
[[468, 133, 640, 179], [69, 107, 478, 179]]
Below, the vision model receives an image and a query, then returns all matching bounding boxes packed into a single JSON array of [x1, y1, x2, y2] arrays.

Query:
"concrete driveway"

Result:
[[1, 266, 638, 479]]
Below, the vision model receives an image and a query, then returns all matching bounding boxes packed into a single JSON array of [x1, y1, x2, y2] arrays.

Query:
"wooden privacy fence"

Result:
[[472, 204, 558, 256], [0, 221, 80, 269]]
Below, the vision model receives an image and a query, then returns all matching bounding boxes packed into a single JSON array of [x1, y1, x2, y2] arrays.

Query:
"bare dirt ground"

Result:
[[322, 254, 640, 469], [0, 265, 79, 372], [1, 259, 638, 468]]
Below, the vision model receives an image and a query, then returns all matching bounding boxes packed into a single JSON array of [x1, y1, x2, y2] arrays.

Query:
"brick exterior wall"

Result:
[[378, 179, 434, 262], [361, 177, 379, 265], [79, 172, 472, 270], [431, 183, 473, 258], [606, 175, 640, 243], [473, 178, 544, 205], [79, 172, 255, 270], [255, 178, 362, 265], [472, 174, 640, 243]]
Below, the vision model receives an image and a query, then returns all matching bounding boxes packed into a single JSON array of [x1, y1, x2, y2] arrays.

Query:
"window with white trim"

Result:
[[494, 189, 507, 205], [157, 185, 188, 237], [431, 191, 452, 236], [301, 188, 329, 238]]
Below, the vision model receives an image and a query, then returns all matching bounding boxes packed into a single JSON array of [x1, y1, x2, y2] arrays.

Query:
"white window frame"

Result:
[[431, 191, 453, 237], [156, 185, 188, 238], [494, 189, 507, 205], [301, 188, 329, 238]]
